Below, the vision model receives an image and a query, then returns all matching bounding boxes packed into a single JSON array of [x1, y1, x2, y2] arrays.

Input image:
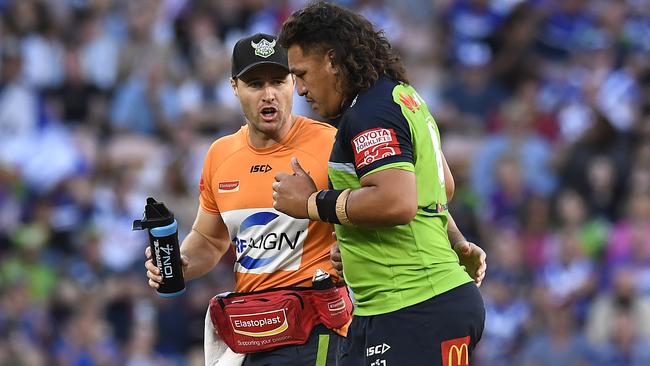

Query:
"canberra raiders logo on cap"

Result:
[[251, 39, 276, 58]]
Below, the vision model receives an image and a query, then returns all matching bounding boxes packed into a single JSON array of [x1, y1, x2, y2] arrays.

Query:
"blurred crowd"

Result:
[[0, 0, 649, 365]]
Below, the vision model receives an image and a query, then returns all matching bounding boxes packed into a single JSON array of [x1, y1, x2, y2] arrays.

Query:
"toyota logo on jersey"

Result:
[[352, 128, 401, 169]]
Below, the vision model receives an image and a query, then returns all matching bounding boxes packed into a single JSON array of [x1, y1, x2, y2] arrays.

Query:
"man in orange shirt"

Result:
[[145, 33, 349, 365]]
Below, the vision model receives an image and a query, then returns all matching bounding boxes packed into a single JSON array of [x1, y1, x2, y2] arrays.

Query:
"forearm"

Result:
[[345, 185, 416, 227], [442, 151, 461, 247], [336, 168, 416, 227], [446, 212, 466, 246], [180, 229, 228, 281]]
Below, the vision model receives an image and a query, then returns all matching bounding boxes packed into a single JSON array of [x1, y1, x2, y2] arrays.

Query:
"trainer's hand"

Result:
[[273, 157, 317, 218], [453, 241, 487, 287], [145, 246, 189, 289], [330, 233, 344, 279]]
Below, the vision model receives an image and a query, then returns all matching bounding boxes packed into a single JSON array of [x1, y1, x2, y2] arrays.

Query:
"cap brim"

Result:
[[234, 61, 290, 79]]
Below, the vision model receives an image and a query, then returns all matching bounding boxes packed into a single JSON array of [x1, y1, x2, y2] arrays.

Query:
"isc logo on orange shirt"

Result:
[[219, 181, 240, 193], [441, 336, 470, 366]]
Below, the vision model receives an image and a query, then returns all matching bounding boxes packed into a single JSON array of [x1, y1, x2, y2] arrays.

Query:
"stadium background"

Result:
[[1, 0, 649, 365]]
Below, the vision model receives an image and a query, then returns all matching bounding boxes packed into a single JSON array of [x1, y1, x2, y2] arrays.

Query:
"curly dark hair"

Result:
[[278, 1, 409, 100]]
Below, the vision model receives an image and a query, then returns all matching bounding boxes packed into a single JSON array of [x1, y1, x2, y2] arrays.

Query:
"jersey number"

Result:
[[426, 116, 446, 187]]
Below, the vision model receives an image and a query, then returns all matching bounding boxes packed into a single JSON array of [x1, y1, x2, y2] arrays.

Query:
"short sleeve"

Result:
[[199, 146, 220, 214], [343, 102, 414, 179]]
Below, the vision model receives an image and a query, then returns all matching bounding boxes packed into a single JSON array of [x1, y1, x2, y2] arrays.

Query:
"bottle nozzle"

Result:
[[314, 268, 328, 281], [133, 197, 175, 230], [312, 268, 335, 290]]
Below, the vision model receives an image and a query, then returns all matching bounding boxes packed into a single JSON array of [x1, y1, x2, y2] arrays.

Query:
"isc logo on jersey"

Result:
[[221, 208, 308, 274]]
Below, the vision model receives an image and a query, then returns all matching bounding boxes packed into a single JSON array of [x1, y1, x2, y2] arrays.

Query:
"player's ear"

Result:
[[230, 78, 238, 97], [325, 49, 338, 74]]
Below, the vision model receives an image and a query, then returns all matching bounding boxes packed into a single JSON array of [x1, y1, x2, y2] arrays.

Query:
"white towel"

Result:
[[204, 308, 246, 366]]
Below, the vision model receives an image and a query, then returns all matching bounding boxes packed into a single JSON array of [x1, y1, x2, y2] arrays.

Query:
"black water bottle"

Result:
[[133, 197, 186, 297], [312, 268, 336, 290], [312, 268, 349, 329]]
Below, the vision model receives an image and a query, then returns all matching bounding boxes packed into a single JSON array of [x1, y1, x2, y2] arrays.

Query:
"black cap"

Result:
[[231, 33, 289, 78]]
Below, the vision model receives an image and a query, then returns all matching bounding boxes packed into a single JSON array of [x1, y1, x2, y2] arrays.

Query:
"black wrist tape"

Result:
[[316, 189, 343, 224]]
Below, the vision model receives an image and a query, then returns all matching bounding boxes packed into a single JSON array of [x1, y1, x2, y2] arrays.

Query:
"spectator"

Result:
[[518, 303, 591, 366], [471, 99, 556, 204], [476, 270, 531, 364], [0, 40, 38, 147], [537, 228, 597, 320], [585, 268, 650, 345], [483, 154, 531, 229], [110, 60, 180, 137], [588, 309, 650, 366], [553, 188, 609, 260], [46, 47, 104, 126], [442, 41, 506, 134]]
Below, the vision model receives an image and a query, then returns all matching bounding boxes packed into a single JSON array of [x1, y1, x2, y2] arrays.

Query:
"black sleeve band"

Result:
[[316, 189, 343, 224]]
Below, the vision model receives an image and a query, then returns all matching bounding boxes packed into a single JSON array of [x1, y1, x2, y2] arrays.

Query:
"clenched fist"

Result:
[[272, 157, 317, 218]]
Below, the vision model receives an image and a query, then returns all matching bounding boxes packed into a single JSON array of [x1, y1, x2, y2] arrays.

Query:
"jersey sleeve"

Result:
[[343, 102, 414, 179], [199, 144, 220, 214]]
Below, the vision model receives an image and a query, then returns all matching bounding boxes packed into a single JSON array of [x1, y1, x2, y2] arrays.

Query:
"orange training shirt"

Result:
[[199, 116, 338, 292]]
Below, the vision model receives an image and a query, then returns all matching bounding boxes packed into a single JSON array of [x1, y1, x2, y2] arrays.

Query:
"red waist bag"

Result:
[[209, 286, 352, 354]]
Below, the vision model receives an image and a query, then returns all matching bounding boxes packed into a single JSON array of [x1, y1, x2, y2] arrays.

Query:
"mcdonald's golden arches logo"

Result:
[[441, 336, 470, 366]]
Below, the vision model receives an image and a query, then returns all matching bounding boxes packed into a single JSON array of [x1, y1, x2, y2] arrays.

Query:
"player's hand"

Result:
[[145, 246, 189, 289], [330, 232, 344, 279], [453, 241, 486, 287], [273, 157, 317, 218]]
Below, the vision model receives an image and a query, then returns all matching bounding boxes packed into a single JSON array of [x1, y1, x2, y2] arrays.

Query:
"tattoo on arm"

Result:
[[446, 212, 466, 246]]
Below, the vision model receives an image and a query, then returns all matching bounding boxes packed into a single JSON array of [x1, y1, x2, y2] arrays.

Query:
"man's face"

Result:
[[232, 64, 294, 140], [287, 45, 344, 119]]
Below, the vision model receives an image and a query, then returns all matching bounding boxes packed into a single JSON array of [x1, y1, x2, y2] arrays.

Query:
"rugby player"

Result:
[[273, 3, 486, 365]]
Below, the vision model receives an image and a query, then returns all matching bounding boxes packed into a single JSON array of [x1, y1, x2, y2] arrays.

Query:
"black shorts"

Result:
[[243, 324, 342, 366], [337, 282, 485, 366]]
